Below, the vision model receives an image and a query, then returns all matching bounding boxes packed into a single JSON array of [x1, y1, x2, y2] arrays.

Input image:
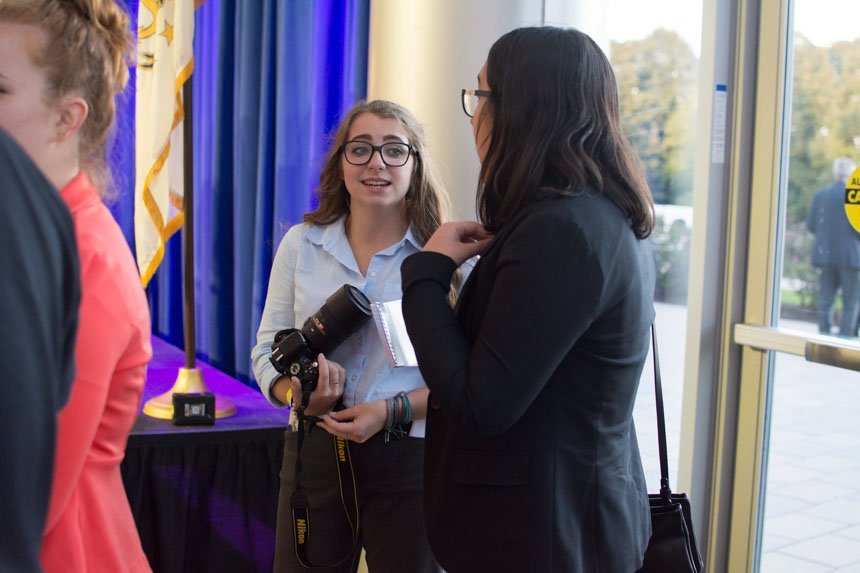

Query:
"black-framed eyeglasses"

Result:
[[461, 88, 491, 118], [340, 140, 414, 167]]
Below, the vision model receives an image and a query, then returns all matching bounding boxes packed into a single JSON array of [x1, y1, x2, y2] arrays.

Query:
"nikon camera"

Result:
[[270, 284, 371, 394]]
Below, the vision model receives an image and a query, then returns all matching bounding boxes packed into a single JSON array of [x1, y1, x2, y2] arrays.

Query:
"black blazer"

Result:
[[402, 192, 655, 573], [0, 128, 80, 573]]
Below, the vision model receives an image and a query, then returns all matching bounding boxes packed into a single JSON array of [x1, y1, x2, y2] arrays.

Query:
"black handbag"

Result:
[[638, 323, 704, 573]]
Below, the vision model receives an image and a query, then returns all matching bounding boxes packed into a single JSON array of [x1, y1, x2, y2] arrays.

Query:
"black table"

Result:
[[121, 337, 291, 573]]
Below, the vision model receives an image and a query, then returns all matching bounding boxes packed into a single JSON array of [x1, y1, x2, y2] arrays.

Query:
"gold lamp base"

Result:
[[143, 367, 237, 419]]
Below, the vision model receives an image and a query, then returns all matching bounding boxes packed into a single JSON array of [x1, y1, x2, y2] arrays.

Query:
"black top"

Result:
[[402, 192, 655, 572], [0, 129, 80, 573]]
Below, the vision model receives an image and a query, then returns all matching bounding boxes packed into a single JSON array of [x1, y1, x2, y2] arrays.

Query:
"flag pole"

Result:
[[142, 43, 235, 420], [182, 71, 197, 370]]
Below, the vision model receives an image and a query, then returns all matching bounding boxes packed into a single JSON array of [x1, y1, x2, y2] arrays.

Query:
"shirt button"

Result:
[[430, 397, 441, 410], [370, 271, 377, 277], [351, 375, 357, 381]]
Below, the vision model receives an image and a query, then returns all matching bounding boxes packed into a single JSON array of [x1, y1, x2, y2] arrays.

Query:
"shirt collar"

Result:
[[305, 216, 348, 250], [305, 217, 358, 274], [306, 216, 422, 258], [402, 226, 421, 251]]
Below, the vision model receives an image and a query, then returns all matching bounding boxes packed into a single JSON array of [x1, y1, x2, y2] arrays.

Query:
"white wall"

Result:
[[367, 0, 543, 220]]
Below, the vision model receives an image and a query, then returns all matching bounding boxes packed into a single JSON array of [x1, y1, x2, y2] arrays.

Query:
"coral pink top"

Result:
[[41, 173, 152, 573]]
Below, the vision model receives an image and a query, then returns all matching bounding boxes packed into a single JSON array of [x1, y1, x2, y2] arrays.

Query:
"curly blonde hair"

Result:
[[0, 0, 133, 194]]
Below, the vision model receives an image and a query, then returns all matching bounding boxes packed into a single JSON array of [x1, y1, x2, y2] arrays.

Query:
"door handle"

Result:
[[804, 340, 860, 372]]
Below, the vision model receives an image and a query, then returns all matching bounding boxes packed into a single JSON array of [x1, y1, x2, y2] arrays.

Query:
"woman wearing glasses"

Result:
[[252, 100, 457, 572], [401, 27, 656, 572]]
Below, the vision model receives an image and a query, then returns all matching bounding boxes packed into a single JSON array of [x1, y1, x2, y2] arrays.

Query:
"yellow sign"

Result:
[[845, 165, 860, 233]]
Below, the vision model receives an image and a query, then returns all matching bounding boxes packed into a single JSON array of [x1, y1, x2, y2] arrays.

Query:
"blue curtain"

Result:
[[111, 1, 369, 386]]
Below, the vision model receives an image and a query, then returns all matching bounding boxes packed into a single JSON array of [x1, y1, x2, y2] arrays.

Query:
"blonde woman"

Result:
[[0, 2, 151, 571]]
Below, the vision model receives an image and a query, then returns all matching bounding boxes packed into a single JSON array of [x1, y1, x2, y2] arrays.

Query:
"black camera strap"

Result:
[[290, 394, 360, 568]]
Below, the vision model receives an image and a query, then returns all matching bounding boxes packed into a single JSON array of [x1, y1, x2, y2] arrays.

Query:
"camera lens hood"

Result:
[[302, 285, 371, 353]]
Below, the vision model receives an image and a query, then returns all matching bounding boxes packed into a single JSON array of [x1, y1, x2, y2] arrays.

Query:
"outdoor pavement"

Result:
[[638, 303, 860, 572]]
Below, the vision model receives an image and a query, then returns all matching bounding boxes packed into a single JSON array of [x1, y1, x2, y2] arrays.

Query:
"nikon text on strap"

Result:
[[290, 391, 361, 568]]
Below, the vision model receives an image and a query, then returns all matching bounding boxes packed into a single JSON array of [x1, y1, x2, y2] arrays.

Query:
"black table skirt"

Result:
[[121, 338, 292, 573], [121, 427, 286, 573]]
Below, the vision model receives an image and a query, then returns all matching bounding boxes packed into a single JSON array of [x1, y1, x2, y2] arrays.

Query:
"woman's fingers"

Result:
[[318, 414, 356, 440], [294, 354, 346, 416], [316, 352, 331, 389], [423, 221, 495, 264], [317, 353, 344, 395], [318, 401, 387, 443]]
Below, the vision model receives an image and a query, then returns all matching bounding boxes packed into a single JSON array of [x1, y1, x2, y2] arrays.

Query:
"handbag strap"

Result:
[[651, 322, 673, 504]]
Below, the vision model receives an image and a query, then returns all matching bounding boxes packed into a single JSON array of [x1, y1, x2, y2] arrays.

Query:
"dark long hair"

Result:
[[477, 26, 654, 238]]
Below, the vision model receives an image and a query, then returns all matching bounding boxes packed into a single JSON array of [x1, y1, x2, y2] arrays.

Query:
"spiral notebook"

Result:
[[372, 299, 418, 368]]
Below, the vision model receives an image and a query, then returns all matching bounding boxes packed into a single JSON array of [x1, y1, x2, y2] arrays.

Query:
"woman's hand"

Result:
[[317, 400, 388, 443], [423, 221, 494, 265], [290, 353, 346, 416]]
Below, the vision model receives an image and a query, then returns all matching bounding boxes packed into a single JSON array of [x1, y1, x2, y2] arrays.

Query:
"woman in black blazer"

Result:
[[401, 27, 656, 572]]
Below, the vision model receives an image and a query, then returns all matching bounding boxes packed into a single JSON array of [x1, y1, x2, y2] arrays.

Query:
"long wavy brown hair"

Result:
[[304, 100, 451, 245]]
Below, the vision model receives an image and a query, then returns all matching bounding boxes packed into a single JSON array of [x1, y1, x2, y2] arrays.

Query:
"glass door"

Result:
[[731, 0, 860, 570]]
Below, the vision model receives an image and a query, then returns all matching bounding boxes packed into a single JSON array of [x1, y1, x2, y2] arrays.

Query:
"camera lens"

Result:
[[301, 285, 371, 353], [343, 284, 372, 315]]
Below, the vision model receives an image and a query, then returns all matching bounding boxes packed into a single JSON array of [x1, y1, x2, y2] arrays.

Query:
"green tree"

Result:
[[788, 35, 860, 224], [611, 30, 698, 205], [782, 35, 860, 313]]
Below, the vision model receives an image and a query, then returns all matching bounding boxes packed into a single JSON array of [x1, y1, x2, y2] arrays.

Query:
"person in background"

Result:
[[401, 26, 656, 572], [0, 1, 152, 571], [806, 156, 860, 337], [252, 99, 467, 572], [0, 128, 80, 573]]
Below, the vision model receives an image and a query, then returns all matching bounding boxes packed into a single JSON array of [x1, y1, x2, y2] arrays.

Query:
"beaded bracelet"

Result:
[[396, 391, 412, 425], [385, 396, 396, 428], [384, 393, 411, 443]]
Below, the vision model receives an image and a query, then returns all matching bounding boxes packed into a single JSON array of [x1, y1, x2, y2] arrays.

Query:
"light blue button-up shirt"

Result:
[[252, 217, 442, 410]]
